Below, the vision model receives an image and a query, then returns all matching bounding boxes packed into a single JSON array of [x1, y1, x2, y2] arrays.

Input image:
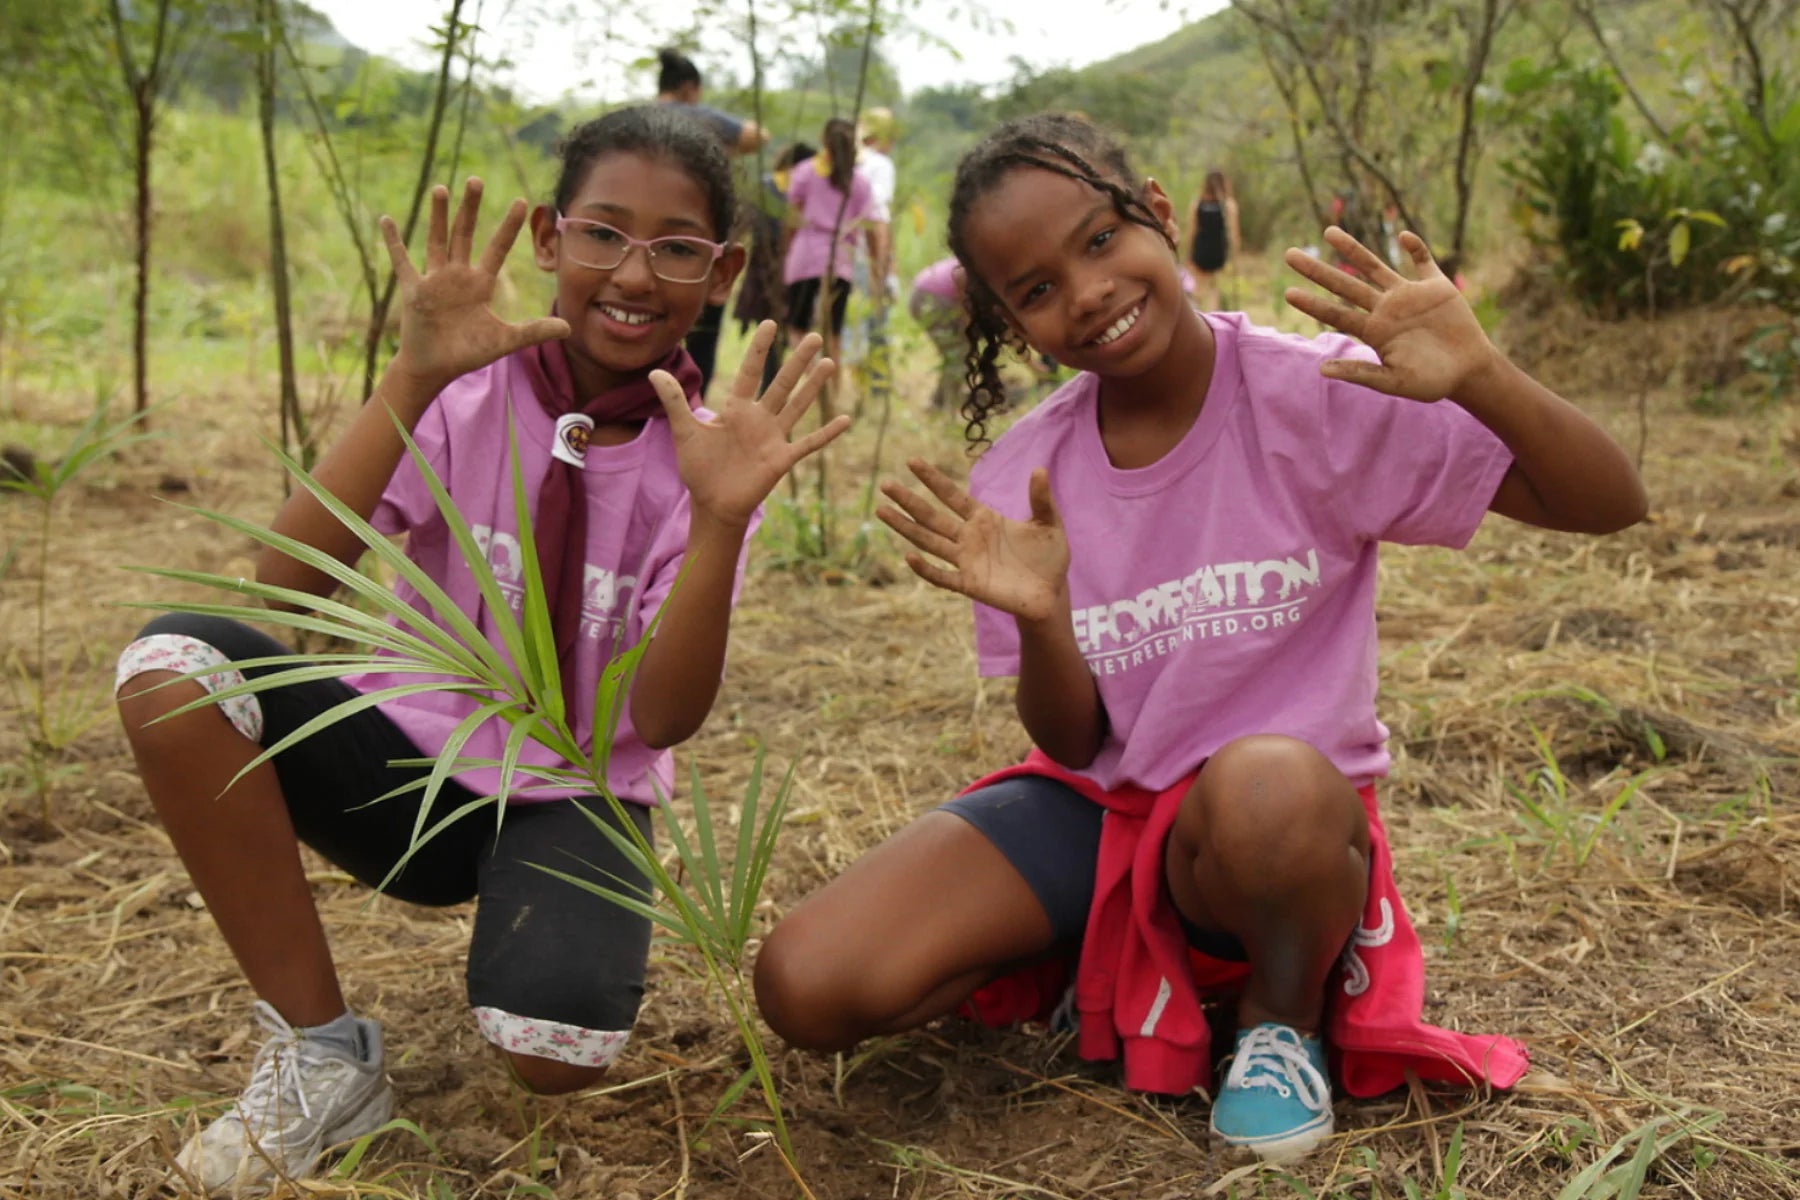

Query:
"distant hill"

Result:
[[286, 1, 357, 52], [1103, 6, 1257, 83]]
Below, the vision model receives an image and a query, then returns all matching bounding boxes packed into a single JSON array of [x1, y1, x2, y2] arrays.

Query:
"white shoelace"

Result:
[[234, 1002, 315, 1129], [1222, 1025, 1330, 1113]]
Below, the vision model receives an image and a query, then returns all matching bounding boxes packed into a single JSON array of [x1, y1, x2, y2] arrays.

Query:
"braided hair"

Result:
[[946, 113, 1176, 448]]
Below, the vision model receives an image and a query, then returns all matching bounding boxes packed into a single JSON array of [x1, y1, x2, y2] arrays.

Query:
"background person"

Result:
[[783, 118, 880, 353], [908, 255, 964, 411], [844, 108, 898, 378], [735, 142, 817, 392], [1187, 168, 1240, 311], [654, 47, 770, 395]]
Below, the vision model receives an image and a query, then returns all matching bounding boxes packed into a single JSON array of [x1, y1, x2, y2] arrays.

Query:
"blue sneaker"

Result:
[[1210, 1023, 1334, 1162]]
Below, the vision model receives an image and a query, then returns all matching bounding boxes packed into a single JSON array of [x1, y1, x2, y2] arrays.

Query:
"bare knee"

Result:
[[754, 916, 858, 1052], [116, 671, 210, 746], [756, 908, 920, 1053], [1175, 735, 1367, 879], [506, 1051, 607, 1096]]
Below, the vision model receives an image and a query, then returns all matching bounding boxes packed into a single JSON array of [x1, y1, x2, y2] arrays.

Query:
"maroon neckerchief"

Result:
[[515, 334, 702, 718]]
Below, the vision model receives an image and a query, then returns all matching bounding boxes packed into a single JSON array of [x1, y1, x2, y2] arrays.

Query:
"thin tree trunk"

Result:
[[444, 0, 485, 187], [277, 20, 381, 388], [1449, 0, 1511, 267], [361, 0, 468, 402], [256, 0, 304, 471], [1235, 0, 1426, 244], [131, 89, 152, 416], [1571, 0, 1674, 146], [1251, 33, 1329, 230], [809, 0, 880, 559], [108, 0, 177, 418]]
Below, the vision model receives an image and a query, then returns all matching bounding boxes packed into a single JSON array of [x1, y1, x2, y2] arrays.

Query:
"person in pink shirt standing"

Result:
[[755, 114, 1646, 1163], [908, 255, 965, 411], [113, 106, 847, 1196], [783, 117, 881, 352]]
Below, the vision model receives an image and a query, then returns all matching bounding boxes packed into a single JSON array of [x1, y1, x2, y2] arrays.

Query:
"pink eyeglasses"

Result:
[[554, 215, 726, 283]]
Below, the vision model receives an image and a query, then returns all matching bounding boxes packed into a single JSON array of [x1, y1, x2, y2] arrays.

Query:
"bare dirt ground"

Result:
[[2, 299, 1797, 1199]]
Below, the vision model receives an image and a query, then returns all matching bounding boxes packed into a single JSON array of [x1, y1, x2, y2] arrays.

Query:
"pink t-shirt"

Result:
[[911, 257, 960, 302], [784, 166, 874, 284], [970, 312, 1512, 791], [343, 353, 753, 805]]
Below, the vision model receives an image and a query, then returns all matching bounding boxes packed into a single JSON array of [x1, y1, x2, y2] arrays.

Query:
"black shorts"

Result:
[[785, 277, 852, 337], [940, 773, 1248, 961], [125, 613, 654, 1053]]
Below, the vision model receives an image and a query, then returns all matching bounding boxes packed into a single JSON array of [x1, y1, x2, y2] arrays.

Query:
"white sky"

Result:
[[306, 0, 1229, 104]]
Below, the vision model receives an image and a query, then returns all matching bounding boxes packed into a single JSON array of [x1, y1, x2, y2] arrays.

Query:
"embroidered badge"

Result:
[[552, 413, 595, 466]]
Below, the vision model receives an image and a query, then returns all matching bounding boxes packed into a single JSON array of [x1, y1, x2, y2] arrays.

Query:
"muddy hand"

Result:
[[1283, 226, 1499, 402], [652, 321, 850, 527], [381, 178, 569, 390], [878, 462, 1069, 621]]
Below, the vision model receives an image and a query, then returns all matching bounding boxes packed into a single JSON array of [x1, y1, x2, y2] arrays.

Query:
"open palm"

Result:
[[383, 178, 568, 388], [652, 322, 850, 526], [1283, 226, 1498, 402], [878, 461, 1070, 621]]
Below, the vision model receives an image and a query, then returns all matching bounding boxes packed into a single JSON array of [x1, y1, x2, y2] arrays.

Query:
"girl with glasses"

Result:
[[114, 105, 847, 1196]]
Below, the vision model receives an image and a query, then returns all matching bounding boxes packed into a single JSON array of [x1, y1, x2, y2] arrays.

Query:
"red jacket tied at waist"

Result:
[[961, 753, 1530, 1097]]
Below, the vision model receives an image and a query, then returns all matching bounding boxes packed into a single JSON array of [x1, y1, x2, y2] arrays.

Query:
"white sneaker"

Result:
[[176, 1001, 393, 1196]]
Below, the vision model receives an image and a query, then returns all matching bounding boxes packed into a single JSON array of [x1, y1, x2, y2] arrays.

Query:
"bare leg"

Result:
[[504, 1054, 605, 1095], [1194, 270, 1223, 313], [1163, 735, 1370, 1034], [755, 811, 1055, 1052], [117, 672, 346, 1026]]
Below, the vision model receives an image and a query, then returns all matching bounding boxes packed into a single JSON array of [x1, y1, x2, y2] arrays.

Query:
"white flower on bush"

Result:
[[1763, 212, 1789, 236], [1634, 141, 1670, 175]]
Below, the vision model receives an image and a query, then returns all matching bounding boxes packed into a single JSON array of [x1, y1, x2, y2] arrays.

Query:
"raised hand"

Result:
[[878, 462, 1070, 621], [381, 178, 569, 389], [650, 321, 850, 527], [1283, 226, 1500, 402]]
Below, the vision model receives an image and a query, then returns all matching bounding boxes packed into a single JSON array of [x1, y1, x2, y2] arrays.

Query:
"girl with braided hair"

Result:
[[755, 113, 1645, 1162]]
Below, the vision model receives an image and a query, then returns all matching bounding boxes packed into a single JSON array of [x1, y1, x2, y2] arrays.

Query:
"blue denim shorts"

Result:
[[941, 773, 1248, 961]]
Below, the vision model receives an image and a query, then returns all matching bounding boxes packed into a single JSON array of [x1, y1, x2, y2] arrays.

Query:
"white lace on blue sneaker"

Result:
[[175, 1000, 392, 1196], [1209, 1023, 1334, 1163]]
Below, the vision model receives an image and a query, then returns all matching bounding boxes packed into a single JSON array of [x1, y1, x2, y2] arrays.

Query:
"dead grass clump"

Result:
[[1513, 607, 1655, 653], [1499, 298, 1782, 403]]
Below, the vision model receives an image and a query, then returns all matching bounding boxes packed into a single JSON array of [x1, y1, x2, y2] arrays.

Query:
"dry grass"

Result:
[[2, 297, 1797, 1199]]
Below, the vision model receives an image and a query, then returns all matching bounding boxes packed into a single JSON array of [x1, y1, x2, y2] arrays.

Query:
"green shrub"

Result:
[[1504, 58, 1800, 320]]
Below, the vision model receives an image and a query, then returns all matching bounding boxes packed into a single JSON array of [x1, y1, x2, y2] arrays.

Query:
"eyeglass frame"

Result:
[[553, 214, 728, 283]]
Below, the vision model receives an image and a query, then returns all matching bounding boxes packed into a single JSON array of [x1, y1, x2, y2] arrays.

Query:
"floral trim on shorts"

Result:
[[473, 1006, 631, 1068], [115, 634, 263, 743]]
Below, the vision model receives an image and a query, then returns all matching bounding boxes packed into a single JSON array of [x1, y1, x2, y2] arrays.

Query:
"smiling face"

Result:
[[962, 168, 1191, 381], [531, 150, 743, 396]]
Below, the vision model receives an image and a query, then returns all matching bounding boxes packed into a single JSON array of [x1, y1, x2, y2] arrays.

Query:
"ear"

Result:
[[1142, 178, 1180, 246], [528, 204, 559, 273], [705, 243, 747, 306]]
